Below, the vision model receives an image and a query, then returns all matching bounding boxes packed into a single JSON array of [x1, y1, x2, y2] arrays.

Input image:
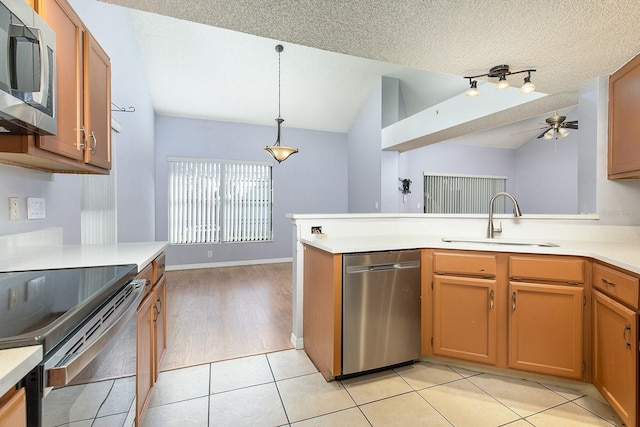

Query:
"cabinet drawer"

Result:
[[152, 252, 166, 285], [509, 256, 585, 284], [593, 263, 639, 309], [137, 263, 153, 297], [433, 251, 497, 277]]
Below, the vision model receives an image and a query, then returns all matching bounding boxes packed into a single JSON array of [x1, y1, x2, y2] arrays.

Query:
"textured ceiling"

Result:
[[99, 0, 640, 148]]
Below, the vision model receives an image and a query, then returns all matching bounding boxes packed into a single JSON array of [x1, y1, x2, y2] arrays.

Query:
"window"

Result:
[[168, 157, 272, 244], [424, 173, 507, 214]]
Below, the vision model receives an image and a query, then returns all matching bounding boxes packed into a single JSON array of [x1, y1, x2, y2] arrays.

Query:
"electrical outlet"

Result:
[[8, 286, 18, 309], [207, 251, 213, 257], [311, 226, 322, 234], [27, 197, 45, 219], [8, 197, 19, 220]]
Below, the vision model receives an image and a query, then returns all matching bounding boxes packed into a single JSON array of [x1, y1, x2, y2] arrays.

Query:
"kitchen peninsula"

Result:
[[291, 213, 640, 427]]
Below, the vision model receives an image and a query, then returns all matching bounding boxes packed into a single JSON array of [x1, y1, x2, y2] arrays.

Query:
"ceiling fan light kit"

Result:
[[464, 65, 536, 96], [537, 111, 579, 140], [264, 44, 298, 163]]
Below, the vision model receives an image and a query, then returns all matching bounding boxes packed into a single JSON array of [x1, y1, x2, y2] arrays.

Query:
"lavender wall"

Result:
[[513, 113, 580, 214], [154, 115, 348, 266], [397, 142, 517, 213], [348, 80, 383, 213]]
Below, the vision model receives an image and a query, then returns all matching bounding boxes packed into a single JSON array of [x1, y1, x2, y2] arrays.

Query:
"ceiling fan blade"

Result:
[[536, 127, 551, 139], [562, 121, 579, 129]]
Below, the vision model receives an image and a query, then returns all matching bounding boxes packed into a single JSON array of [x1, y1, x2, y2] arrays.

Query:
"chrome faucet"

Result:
[[487, 192, 522, 238]]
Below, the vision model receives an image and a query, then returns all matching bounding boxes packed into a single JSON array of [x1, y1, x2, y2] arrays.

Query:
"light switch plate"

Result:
[[27, 197, 45, 219]]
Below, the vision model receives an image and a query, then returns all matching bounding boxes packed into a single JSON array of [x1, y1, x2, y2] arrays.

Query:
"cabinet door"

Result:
[[153, 275, 167, 382], [593, 290, 638, 427], [0, 388, 26, 427], [433, 275, 497, 365], [37, 0, 84, 162], [136, 293, 154, 424], [509, 282, 584, 379], [83, 31, 111, 170]]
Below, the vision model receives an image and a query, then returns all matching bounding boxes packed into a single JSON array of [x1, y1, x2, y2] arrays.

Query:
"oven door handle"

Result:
[[44, 279, 146, 387]]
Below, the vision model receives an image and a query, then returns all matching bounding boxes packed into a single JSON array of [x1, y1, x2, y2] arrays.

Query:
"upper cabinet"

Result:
[[0, 0, 111, 174], [608, 52, 640, 179]]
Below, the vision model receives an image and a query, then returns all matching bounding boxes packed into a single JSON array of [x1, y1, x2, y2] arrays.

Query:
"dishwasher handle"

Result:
[[347, 260, 420, 273]]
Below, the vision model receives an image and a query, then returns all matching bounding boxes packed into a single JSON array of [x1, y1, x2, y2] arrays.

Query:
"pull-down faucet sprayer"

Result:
[[487, 192, 522, 239]]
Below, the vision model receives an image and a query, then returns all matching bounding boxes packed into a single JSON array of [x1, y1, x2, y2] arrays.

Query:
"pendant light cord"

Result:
[[277, 46, 281, 119]]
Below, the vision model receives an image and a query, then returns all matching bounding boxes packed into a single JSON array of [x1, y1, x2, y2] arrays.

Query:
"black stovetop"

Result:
[[0, 264, 137, 353]]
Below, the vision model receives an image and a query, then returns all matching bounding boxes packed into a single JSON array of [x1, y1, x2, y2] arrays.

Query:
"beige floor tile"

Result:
[[141, 396, 209, 427], [291, 407, 370, 427], [149, 364, 210, 407], [448, 365, 481, 378], [92, 412, 128, 427], [394, 362, 463, 390], [97, 376, 136, 418], [341, 370, 414, 405], [419, 379, 520, 427], [267, 349, 318, 380], [540, 382, 587, 401], [43, 380, 113, 427], [467, 373, 568, 417], [210, 354, 274, 394], [574, 396, 625, 426], [278, 372, 356, 422], [526, 402, 613, 426], [209, 382, 288, 426], [67, 421, 93, 427], [360, 392, 452, 426], [503, 420, 535, 427]]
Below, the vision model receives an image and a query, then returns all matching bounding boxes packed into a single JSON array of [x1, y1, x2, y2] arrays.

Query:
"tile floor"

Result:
[[43, 349, 624, 427]]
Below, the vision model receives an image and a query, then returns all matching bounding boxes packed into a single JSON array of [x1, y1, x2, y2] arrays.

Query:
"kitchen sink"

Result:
[[441, 237, 559, 247]]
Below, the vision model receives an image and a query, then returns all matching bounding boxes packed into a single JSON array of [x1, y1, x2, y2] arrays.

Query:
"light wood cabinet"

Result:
[[508, 255, 586, 379], [136, 292, 154, 424], [608, 52, 640, 179], [302, 244, 342, 381], [593, 263, 638, 427], [136, 252, 168, 425], [0, 388, 26, 427], [508, 282, 584, 379], [432, 250, 499, 365], [433, 275, 497, 364], [0, 0, 111, 174]]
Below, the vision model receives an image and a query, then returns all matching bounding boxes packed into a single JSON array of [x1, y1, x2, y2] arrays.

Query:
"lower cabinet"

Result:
[[433, 275, 497, 365], [508, 282, 584, 379], [0, 387, 26, 427], [135, 253, 167, 425], [136, 292, 154, 423], [593, 290, 638, 427]]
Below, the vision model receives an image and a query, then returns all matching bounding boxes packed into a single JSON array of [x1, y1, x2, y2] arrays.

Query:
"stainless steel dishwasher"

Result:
[[342, 249, 421, 375]]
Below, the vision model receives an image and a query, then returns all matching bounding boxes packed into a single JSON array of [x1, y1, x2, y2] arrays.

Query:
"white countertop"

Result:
[[301, 234, 640, 274], [0, 346, 42, 396], [0, 241, 168, 273]]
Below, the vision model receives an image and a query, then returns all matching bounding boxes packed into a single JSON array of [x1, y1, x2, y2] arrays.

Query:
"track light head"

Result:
[[495, 74, 510, 90], [520, 72, 535, 94], [466, 79, 479, 96]]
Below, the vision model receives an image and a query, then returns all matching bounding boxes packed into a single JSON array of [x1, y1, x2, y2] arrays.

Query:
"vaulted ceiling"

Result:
[[98, 0, 640, 147]]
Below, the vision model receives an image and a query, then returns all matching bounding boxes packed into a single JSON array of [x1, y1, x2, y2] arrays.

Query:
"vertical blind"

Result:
[[423, 173, 507, 214], [168, 157, 272, 244]]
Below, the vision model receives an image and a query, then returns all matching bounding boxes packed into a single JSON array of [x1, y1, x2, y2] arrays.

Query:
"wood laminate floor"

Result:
[[159, 262, 294, 372]]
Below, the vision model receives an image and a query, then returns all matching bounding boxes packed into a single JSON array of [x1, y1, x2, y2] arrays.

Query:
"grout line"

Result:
[[267, 353, 291, 426]]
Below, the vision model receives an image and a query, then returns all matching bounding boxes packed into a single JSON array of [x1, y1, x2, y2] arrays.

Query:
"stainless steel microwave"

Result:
[[0, 0, 56, 135]]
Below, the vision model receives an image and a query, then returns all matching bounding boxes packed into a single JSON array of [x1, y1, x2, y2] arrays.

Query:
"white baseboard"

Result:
[[166, 257, 292, 271], [290, 333, 304, 350]]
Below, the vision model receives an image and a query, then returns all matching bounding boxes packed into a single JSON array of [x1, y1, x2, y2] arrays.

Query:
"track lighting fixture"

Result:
[[464, 65, 536, 96]]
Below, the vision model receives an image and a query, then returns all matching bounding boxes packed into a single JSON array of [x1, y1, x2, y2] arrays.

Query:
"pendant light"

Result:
[[264, 44, 298, 163]]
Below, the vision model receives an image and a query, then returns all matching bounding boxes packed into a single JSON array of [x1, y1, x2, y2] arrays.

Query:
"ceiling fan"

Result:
[[534, 112, 579, 140]]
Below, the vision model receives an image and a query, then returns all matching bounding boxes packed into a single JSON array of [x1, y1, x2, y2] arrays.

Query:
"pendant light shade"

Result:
[[264, 44, 298, 163]]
